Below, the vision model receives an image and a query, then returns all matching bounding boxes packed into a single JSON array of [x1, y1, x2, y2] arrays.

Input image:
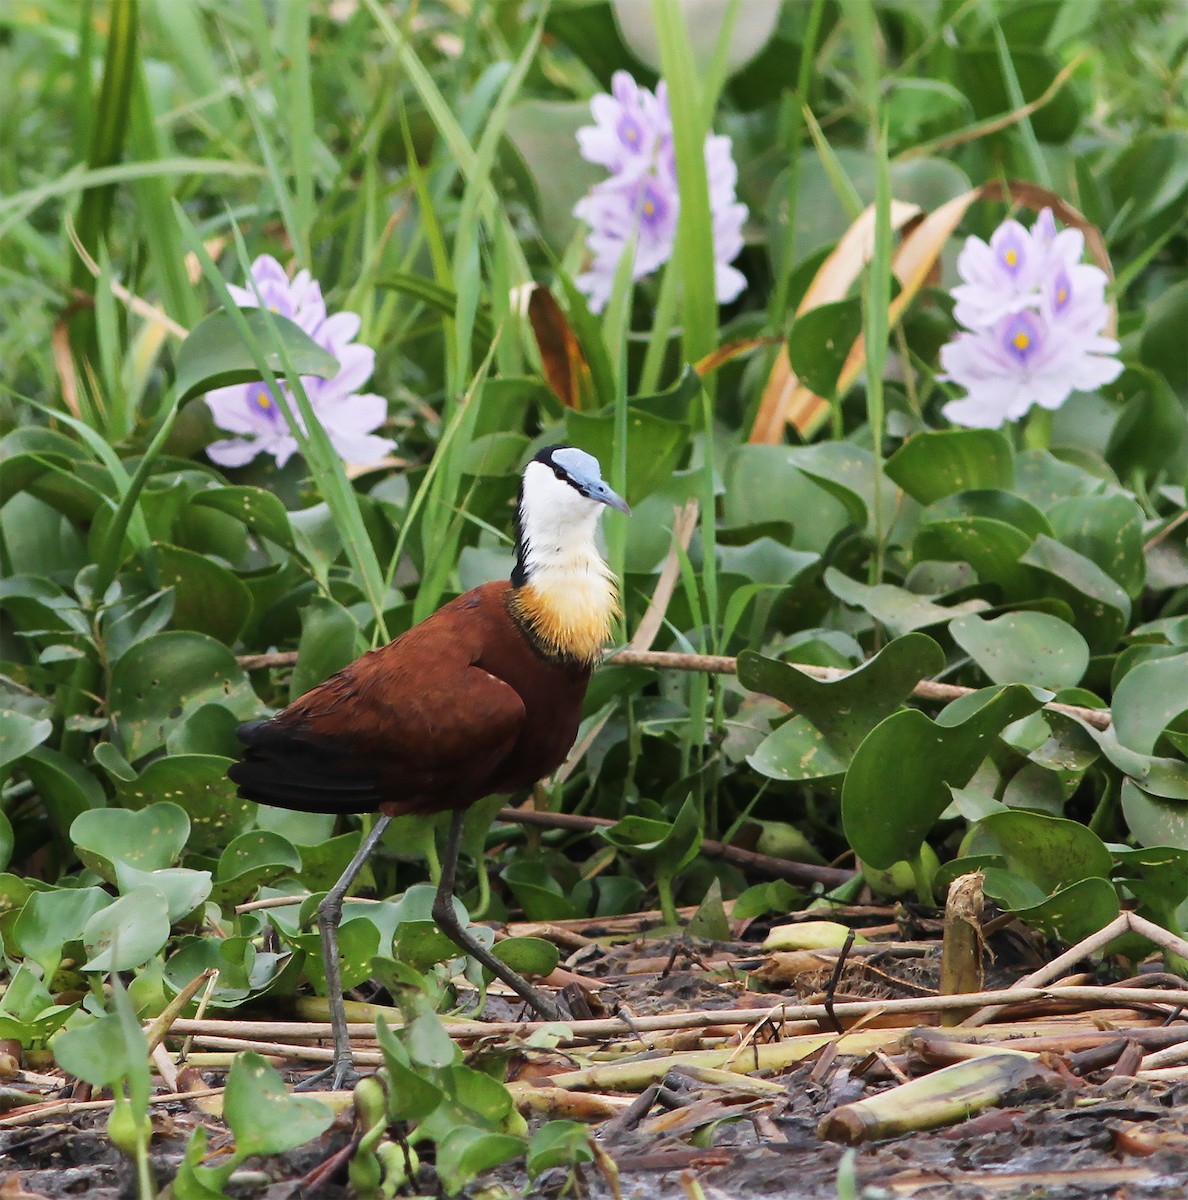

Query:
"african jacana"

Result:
[[229, 445, 628, 1086]]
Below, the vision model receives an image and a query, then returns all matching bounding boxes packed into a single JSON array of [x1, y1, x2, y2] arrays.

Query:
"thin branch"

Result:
[[237, 646, 1113, 730]]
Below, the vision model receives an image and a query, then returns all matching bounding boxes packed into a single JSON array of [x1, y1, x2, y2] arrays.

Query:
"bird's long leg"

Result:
[[312, 814, 393, 1089], [432, 808, 563, 1022]]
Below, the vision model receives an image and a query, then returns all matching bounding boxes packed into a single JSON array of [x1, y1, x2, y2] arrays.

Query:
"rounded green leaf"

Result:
[[842, 685, 1044, 868], [983, 875, 1119, 944], [502, 861, 579, 922], [71, 802, 190, 882], [82, 888, 172, 972], [950, 612, 1090, 690], [1019, 536, 1130, 653], [13, 886, 112, 980], [146, 544, 252, 643], [972, 810, 1113, 892], [1112, 654, 1188, 756], [885, 429, 1014, 505], [115, 755, 253, 855], [1122, 780, 1188, 851], [190, 485, 294, 549], [435, 1127, 524, 1195], [742, 634, 946, 782], [492, 936, 559, 979], [0, 711, 54, 777], [108, 631, 260, 762], [787, 298, 864, 399], [222, 1051, 333, 1157], [212, 830, 301, 906], [174, 308, 339, 405], [113, 864, 212, 922]]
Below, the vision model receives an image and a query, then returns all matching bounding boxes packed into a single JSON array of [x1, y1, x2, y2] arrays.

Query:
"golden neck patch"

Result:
[[509, 564, 619, 666]]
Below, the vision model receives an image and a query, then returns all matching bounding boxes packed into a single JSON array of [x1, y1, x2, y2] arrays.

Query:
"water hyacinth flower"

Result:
[[205, 255, 395, 469], [573, 70, 747, 313], [940, 209, 1123, 429]]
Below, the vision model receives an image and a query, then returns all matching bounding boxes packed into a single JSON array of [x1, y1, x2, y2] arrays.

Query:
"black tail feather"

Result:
[[230, 720, 384, 814]]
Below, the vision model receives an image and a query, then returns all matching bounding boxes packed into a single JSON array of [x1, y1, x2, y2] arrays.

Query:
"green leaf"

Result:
[[222, 1051, 333, 1158], [1019, 536, 1131, 652], [289, 597, 363, 703], [174, 308, 339, 405], [435, 1127, 524, 1195], [600, 796, 702, 873], [787, 298, 864, 398], [376, 1017, 445, 1119], [825, 568, 989, 637], [190, 485, 294, 550], [492, 936, 559, 979], [82, 887, 172, 972], [71, 802, 191, 882], [212, 831, 302, 906], [1121, 780, 1188, 851], [1048, 495, 1145, 598], [982, 874, 1120, 943], [741, 634, 945, 782], [950, 612, 1089, 689], [406, 1001, 460, 1069], [13, 886, 112, 981], [501, 861, 579, 922], [913, 517, 1035, 595], [55, 1012, 140, 1090], [18, 746, 106, 838], [393, 919, 462, 971], [145, 543, 253, 643], [115, 754, 253, 855], [295, 918, 380, 993], [108, 631, 260, 762], [526, 1120, 594, 1179], [842, 686, 1045, 867], [886, 430, 1014, 505], [0, 711, 54, 779], [113, 864, 212, 922], [972, 810, 1113, 892], [1111, 654, 1188, 756]]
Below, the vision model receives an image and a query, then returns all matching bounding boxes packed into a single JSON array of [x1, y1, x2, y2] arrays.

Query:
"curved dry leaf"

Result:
[[751, 181, 1117, 444]]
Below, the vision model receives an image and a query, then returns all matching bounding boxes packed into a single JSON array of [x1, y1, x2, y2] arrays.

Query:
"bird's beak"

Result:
[[592, 481, 631, 515]]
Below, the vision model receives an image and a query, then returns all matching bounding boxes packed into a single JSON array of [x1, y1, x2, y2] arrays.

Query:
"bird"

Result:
[[227, 445, 629, 1087]]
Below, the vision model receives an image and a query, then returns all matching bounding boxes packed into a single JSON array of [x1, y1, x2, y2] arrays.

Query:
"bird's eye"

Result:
[[553, 466, 566, 481]]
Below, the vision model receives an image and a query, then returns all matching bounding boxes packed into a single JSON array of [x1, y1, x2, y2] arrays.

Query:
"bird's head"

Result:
[[513, 445, 629, 587]]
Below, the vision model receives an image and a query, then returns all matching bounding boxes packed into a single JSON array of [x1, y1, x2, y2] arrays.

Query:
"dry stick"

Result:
[[235, 647, 1114, 730], [963, 914, 1188, 1028], [496, 805, 854, 889], [0, 1087, 226, 1131], [182, 1034, 384, 1065], [170, 987, 1188, 1047]]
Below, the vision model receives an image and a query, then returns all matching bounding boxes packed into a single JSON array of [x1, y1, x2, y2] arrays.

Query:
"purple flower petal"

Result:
[[573, 72, 748, 313], [205, 256, 391, 468]]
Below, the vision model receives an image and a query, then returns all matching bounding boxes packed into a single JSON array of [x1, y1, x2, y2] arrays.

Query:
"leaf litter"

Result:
[[3, 897, 1187, 1199]]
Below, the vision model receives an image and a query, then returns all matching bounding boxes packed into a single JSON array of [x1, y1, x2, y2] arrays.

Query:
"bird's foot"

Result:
[[293, 1059, 362, 1092]]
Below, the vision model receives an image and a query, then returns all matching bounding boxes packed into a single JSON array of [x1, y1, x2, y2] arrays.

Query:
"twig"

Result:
[[234, 646, 1115, 730], [497, 806, 855, 888], [169, 986, 1188, 1046], [0, 1087, 225, 1130], [963, 914, 1188, 1027]]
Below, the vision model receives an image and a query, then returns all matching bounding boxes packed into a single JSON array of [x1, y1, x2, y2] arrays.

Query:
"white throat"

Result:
[[512, 463, 619, 663]]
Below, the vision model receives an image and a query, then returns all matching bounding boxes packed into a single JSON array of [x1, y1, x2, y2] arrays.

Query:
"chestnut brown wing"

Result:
[[230, 637, 527, 816]]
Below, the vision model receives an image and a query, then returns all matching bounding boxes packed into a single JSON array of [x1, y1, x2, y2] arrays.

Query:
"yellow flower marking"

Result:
[[1004, 249, 1018, 267], [643, 198, 655, 216], [1013, 331, 1030, 351], [1057, 287, 1068, 304]]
